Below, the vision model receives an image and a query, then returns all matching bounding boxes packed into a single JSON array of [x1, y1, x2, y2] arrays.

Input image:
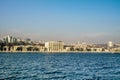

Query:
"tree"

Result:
[[16, 47, 22, 51], [27, 47, 33, 51], [33, 47, 39, 51]]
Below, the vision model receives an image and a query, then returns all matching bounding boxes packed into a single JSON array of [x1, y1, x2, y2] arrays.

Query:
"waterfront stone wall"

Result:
[[1, 45, 46, 52], [0, 45, 119, 53]]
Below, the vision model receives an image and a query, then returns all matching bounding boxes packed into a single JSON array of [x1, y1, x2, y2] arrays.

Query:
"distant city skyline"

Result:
[[0, 0, 120, 43]]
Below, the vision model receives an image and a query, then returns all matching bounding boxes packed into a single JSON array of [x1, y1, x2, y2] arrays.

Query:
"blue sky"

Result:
[[0, 0, 120, 43]]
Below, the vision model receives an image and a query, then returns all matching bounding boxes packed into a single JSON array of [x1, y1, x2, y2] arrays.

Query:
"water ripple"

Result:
[[0, 53, 120, 80]]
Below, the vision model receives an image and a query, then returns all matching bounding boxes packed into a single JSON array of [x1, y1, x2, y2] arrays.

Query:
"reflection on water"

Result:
[[0, 52, 120, 80]]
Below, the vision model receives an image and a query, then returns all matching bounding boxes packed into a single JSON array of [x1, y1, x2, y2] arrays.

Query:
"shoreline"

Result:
[[0, 51, 120, 54]]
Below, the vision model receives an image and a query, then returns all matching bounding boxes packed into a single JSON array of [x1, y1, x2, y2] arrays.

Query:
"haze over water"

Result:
[[0, 52, 120, 80]]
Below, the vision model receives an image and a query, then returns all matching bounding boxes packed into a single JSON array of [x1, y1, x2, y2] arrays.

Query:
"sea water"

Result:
[[0, 52, 120, 80]]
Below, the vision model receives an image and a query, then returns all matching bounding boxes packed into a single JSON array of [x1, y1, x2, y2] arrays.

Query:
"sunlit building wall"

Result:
[[45, 41, 64, 52], [108, 41, 114, 48], [3, 35, 17, 43]]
